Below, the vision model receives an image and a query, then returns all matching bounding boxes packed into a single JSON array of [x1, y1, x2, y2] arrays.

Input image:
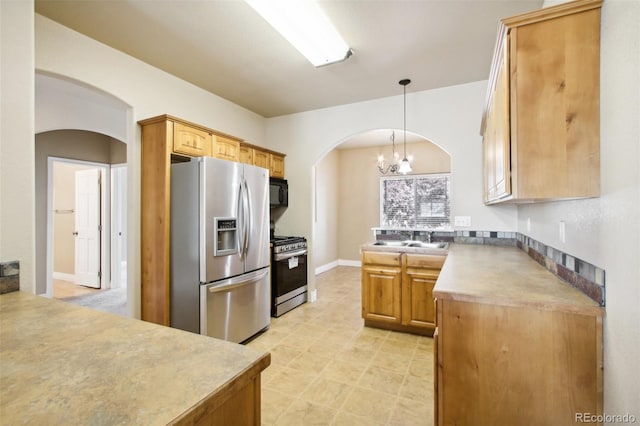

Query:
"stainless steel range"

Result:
[[271, 236, 307, 317]]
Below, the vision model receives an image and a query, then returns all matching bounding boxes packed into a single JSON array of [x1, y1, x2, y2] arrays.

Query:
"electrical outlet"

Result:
[[526, 217, 531, 233], [454, 216, 471, 227], [559, 221, 566, 243]]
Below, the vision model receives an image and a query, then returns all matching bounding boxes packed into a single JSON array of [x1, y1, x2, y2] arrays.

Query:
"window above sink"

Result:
[[380, 173, 451, 230]]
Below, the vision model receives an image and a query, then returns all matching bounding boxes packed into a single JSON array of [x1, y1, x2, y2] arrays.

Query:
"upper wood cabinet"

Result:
[[253, 149, 270, 170], [239, 142, 286, 177], [213, 134, 241, 162], [238, 145, 253, 165], [173, 122, 213, 157], [480, 0, 602, 204], [270, 153, 285, 179]]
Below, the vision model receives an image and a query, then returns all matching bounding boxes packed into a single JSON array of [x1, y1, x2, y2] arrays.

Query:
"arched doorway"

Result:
[[35, 71, 131, 316], [312, 129, 451, 277]]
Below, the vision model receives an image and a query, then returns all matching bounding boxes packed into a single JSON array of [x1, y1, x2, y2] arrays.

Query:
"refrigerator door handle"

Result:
[[207, 269, 269, 293], [237, 178, 245, 261], [243, 178, 251, 257]]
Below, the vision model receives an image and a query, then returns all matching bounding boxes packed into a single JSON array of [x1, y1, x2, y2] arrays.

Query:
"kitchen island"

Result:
[[433, 244, 603, 425], [0, 291, 270, 425]]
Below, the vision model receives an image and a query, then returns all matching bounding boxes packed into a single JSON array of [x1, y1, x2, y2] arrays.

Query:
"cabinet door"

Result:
[[483, 35, 511, 203], [173, 123, 213, 157], [213, 135, 240, 162], [361, 265, 402, 324], [238, 145, 253, 165], [512, 8, 600, 200], [253, 149, 270, 169], [402, 267, 438, 329], [270, 153, 285, 178], [433, 326, 440, 426]]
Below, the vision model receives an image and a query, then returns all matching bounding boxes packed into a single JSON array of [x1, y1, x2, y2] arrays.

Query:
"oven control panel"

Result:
[[272, 238, 307, 254]]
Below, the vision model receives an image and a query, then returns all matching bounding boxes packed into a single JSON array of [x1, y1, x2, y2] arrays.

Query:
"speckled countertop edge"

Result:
[[433, 244, 603, 316], [0, 292, 270, 425]]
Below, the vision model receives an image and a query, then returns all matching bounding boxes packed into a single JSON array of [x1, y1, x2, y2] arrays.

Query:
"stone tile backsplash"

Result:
[[517, 234, 605, 306], [374, 229, 606, 306], [0, 261, 20, 294]]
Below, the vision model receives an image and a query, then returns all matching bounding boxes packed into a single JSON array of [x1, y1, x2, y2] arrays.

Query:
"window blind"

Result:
[[380, 174, 451, 229]]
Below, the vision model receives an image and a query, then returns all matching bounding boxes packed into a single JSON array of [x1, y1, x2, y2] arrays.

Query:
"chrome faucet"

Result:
[[426, 231, 433, 243]]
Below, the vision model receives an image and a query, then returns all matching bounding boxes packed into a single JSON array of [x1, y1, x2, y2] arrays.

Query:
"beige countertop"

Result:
[[0, 291, 270, 425], [433, 244, 603, 316]]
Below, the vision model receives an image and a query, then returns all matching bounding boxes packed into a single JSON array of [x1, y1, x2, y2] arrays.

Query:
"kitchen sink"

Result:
[[371, 240, 449, 250], [371, 241, 408, 247], [406, 242, 449, 249]]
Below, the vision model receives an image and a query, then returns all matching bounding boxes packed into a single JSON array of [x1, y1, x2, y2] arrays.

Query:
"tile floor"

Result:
[[53, 279, 103, 299], [247, 266, 435, 426]]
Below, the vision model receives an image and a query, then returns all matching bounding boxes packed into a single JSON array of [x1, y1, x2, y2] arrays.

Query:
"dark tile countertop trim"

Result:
[[374, 229, 605, 306], [0, 261, 19, 294]]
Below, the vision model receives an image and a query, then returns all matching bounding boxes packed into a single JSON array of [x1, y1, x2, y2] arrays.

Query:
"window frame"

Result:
[[379, 173, 452, 230]]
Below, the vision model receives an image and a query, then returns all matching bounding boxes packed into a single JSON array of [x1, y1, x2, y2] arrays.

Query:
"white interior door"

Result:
[[111, 166, 127, 289], [75, 168, 101, 288]]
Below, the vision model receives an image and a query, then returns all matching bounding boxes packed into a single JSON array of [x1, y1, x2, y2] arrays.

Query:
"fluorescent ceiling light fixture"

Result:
[[245, 0, 352, 67]]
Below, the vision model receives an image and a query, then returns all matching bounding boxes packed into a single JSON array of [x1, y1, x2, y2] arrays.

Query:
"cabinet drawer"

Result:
[[173, 123, 212, 157], [405, 254, 446, 269], [362, 251, 402, 266]]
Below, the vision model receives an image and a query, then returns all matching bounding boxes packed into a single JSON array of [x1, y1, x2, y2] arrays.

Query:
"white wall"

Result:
[[520, 0, 640, 416], [0, 0, 35, 291], [313, 149, 339, 272], [28, 14, 268, 318], [266, 81, 518, 292]]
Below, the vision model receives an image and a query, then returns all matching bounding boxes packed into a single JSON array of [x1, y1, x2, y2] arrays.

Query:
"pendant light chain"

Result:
[[378, 78, 413, 175], [403, 81, 407, 159]]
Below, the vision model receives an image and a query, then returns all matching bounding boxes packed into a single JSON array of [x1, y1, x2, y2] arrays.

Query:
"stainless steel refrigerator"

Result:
[[170, 156, 270, 343]]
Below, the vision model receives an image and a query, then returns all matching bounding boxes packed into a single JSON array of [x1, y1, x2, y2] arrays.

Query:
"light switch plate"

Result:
[[454, 216, 471, 227]]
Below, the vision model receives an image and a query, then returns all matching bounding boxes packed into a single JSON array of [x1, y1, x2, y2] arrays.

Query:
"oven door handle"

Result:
[[274, 249, 308, 261]]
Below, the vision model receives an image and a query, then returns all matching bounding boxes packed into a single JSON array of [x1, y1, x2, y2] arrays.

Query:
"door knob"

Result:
[[73, 232, 79, 236]]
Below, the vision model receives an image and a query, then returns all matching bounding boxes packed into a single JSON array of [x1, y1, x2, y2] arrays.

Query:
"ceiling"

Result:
[[35, 0, 542, 122]]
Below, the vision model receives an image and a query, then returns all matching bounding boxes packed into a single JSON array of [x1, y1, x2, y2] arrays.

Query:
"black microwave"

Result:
[[269, 178, 288, 207]]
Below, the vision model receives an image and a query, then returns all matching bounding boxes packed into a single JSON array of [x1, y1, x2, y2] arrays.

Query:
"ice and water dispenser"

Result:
[[214, 217, 238, 256]]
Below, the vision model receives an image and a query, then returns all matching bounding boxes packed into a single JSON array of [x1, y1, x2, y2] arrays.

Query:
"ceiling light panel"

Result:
[[245, 0, 352, 67]]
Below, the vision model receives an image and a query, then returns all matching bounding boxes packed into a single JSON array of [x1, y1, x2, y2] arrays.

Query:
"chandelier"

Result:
[[378, 79, 413, 175]]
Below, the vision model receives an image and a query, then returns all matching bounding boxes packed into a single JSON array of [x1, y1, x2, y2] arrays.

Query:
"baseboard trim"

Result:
[[315, 261, 339, 275], [315, 259, 361, 275]]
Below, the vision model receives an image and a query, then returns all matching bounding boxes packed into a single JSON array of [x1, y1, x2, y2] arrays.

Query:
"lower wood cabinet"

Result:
[[401, 254, 445, 331], [435, 298, 603, 425], [361, 250, 445, 336], [361, 251, 403, 325]]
